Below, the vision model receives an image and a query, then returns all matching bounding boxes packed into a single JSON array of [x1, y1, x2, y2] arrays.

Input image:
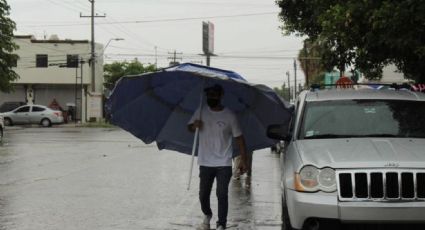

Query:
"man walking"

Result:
[[188, 84, 248, 230]]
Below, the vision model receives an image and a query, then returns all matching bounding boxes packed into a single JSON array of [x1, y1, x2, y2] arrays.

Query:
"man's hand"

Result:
[[235, 135, 248, 174], [188, 120, 203, 132], [193, 120, 203, 129], [238, 157, 248, 174]]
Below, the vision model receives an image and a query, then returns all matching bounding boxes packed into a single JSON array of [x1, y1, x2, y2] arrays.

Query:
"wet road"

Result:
[[0, 127, 282, 230]]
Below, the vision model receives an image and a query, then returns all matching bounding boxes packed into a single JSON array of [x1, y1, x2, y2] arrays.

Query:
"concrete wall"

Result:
[[13, 36, 104, 92], [3, 36, 106, 121]]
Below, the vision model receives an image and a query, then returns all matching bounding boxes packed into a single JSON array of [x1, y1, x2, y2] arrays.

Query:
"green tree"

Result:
[[0, 0, 19, 92], [103, 59, 156, 89], [276, 0, 425, 82]]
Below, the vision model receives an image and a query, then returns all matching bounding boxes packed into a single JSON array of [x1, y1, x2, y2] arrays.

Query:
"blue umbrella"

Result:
[[106, 63, 292, 188]]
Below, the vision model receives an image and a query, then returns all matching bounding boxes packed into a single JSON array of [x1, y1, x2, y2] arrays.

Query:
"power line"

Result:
[[45, 0, 87, 13], [104, 17, 165, 50], [107, 44, 165, 54], [18, 11, 278, 27]]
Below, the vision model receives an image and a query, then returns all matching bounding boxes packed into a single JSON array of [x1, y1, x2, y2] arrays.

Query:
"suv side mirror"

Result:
[[267, 124, 292, 141]]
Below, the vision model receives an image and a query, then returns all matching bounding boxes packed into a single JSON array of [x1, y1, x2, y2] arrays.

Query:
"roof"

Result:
[[305, 88, 425, 102], [14, 35, 89, 44]]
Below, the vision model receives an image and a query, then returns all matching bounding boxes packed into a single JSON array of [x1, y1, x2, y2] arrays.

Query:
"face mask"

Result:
[[207, 98, 220, 108]]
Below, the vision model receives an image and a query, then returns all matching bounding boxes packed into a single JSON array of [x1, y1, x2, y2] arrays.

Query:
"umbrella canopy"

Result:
[[106, 63, 292, 156]]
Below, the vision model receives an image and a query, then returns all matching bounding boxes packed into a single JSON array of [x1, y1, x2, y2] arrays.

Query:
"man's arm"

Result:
[[235, 135, 248, 172]]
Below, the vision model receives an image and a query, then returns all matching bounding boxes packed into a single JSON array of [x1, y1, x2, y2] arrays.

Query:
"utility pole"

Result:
[[294, 59, 297, 98], [304, 41, 309, 87], [167, 50, 183, 66], [154, 46, 158, 70], [286, 71, 291, 102], [80, 0, 105, 92], [80, 59, 86, 123]]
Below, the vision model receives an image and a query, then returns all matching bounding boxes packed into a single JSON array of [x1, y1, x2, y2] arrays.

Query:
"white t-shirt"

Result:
[[188, 106, 242, 167]]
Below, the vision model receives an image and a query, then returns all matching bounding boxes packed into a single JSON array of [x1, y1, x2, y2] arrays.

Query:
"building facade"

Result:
[[0, 35, 104, 122]]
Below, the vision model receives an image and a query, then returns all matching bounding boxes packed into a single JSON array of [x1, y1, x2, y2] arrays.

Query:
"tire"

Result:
[[282, 190, 295, 230], [0, 128, 3, 142], [4, 118, 12, 126], [41, 118, 51, 127]]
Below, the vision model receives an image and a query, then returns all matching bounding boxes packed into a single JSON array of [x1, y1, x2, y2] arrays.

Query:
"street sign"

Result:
[[202, 21, 214, 55]]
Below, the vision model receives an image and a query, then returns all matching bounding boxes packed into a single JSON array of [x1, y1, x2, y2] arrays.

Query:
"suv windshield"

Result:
[[299, 99, 425, 139]]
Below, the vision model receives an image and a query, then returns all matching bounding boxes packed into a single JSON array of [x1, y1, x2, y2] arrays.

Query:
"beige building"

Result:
[[0, 35, 104, 122], [359, 64, 410, 84]]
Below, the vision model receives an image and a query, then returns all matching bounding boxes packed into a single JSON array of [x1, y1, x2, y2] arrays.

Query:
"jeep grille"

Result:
[[337, 170, 425, 201]]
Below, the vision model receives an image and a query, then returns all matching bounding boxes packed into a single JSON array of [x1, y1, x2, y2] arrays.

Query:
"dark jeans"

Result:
[[199, 166, 232, 228]]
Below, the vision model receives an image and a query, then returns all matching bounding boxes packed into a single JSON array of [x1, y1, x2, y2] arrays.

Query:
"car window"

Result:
[[32, 106, 46, 112], [299, 99, 425, 139], [15, 106, 30, 113]]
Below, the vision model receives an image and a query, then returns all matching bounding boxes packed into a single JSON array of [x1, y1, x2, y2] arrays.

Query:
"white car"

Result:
[[0, 104, 64, 127], [0, 115, 4, 142]]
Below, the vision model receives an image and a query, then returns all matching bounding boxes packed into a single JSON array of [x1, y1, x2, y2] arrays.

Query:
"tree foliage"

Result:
[[0, 0, 19, 92], [277, 0, 425, 82], [298, 39, 327, 85], [103, 59, 156, 89]]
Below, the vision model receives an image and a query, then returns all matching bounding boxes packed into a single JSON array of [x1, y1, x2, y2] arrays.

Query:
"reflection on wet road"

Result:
[[0, 127, 282, 230]]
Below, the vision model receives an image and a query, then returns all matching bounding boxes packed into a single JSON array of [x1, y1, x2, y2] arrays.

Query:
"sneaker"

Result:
[[198, 215, 212, 230], [217, 225, 225, 230]]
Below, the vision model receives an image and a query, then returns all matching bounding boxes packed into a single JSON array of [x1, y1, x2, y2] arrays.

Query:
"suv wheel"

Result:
[[4, 118, 12, 126], [282, 190, 295, 230], [41, 118, 51, 127]]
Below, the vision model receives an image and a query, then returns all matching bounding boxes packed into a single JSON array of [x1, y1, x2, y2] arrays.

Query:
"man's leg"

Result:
[[247, 151, 253, 177], [199, 166, 215, 217], [215, 166, 232, 228]]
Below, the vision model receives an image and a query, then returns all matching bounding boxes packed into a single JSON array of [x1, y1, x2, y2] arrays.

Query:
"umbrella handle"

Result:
[[187, 127, 199, 190], [187, 79, 205, 190]]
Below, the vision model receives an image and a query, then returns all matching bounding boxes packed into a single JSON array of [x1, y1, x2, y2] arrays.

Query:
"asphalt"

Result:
[[0, 126, 282, 230]]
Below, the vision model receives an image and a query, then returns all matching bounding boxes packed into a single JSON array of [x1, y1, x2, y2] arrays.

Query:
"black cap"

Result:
[[204, 84, 223, 94]]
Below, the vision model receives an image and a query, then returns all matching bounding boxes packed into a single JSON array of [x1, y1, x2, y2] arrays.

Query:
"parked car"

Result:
[[0, 101, 26, 113], [267, 86, 425, 229], [0, 104, 64, 127], [0, 115, 4, 142]]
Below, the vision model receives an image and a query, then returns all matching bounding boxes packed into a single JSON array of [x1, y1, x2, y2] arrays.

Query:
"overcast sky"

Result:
[[9, 0, 305, 88]]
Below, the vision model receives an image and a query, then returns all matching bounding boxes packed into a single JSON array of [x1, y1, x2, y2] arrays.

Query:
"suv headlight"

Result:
[[295, 166, 336, 192]]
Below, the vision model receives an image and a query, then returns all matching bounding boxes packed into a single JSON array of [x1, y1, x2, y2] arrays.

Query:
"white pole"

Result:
[[187, 82, 205, 190], [187, 127, 200, 190]]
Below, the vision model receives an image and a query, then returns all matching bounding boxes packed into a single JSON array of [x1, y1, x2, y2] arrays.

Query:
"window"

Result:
[[15, 106, 30, 113], [299, 100, 425, 139], [36, 54, 48, 68], [32, 106, 46, 112], [66, 54, 79, 68]]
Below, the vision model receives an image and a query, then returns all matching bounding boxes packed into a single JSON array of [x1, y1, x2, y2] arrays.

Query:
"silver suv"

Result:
[[268, 87, 425, 229]]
